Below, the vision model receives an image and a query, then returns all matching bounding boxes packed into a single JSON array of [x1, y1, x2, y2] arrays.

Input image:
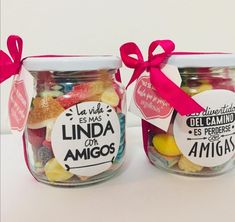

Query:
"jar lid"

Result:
[[23, 56, 122, 71], [166, 54, 235, 68]]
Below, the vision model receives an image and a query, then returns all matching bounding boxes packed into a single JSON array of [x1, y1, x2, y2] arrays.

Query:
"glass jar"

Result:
[[23, 56, 126, 186], [147, 54, 235, 176]]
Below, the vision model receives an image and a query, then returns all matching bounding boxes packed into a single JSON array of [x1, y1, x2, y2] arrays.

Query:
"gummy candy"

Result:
[[44, 158, 73, 182], [178, 156, 203, 173], [38, 147, 53, 165], [181, 83, 213, 96], [152, 134, 181, 157], [27, 128, 46, 148], [27, 97, 64, 129], [116, 113, 126, 161], [40, 90, 64, 98], [57, 81, 105, 109], [148, 146, 180, 168], [101, 87, 120, 107]]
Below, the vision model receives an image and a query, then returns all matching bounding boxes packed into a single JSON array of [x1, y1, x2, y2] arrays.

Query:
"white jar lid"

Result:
[[23, 56, 122, 71], [166, 54, 235, 68]]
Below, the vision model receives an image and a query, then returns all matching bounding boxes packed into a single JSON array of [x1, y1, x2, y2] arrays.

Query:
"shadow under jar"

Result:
[[23, 56, 126, 186], [147, 54, 235, 176]]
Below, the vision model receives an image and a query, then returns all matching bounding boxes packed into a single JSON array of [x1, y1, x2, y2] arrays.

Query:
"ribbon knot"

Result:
[[0, 35, 23, 83], [120, 40, 205, 115]]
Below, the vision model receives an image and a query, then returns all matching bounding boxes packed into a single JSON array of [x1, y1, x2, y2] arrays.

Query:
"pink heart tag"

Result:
[[133, 75, 173, 120], [8, 66, 34, 135], [9, 79, 29, 131]]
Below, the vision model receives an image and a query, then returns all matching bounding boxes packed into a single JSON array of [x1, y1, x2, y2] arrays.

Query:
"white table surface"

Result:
[[1, 127, 235, 222]]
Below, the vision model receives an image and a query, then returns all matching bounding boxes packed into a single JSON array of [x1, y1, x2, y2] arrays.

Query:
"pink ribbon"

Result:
[[120, 40, 205, 116], [0, 35, 122, 84], [0, 35, 23, 83]]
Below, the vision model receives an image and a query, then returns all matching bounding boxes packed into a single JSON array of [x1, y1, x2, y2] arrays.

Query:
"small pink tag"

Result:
[[134, 75, 173, 120], [8, 66, 34, 135], [129, 64, 182, 131], [9, 80, 28, 131]]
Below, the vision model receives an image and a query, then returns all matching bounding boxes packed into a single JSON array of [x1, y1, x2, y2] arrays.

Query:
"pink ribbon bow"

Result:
[[0, 35, 23, 83], [120, 40, 205, 115]]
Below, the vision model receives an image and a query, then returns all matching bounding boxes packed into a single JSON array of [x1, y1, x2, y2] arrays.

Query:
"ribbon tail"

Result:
[[115, 69, 122, 83], [141, 120, 150, 157], [150, 68, 205, 115], [126, 66, 146, 89]]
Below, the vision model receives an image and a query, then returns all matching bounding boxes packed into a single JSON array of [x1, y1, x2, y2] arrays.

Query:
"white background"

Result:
[[1, 0, 235, 133]]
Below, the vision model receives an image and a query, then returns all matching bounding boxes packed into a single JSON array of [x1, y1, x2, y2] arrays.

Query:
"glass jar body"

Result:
[[24, 68, 126, 186], [147, 67, 235, 176]]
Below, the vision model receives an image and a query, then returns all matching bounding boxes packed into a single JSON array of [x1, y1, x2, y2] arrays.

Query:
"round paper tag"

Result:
[[173, 90, 235, 167], [51, 102, 120, 177]]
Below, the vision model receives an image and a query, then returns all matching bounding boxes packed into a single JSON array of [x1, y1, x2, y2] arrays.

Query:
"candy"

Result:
[[38, 147, 53, 165], [211, 78, 235, 91], [45, 119, 54, 141], [37, 71, 55, 86], [59, 83, 73, 94], [115, 113, 126, 161], [148, 146, 180, 168], [101, 87, 120, 107], [42, 140, 52, 149], [40, 90, 64, 98], [152, 134, 181, 156], [181, 83, 213, 96], [178, 156, 203, 173], [34, 161, 44, 174], [57, 81, 105, 109], [51, 85, 63, 90], [27, 128, 46, 148], [79, 176, 89, 181], [44, 158, 73, 182], [27, 97, 64, 129]]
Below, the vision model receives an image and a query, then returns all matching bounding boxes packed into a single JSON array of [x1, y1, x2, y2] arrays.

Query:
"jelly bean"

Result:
[[27, 128, 46, 148], [148, 146, 180, 168], [178, 156, 203, 173], [44, 158, 73, 182], [152, 134, 181, 156], [27, 97, 64, 129], [40, 90, 64, 98], [101, 87, 120, 107], [38, 147, 53, 165]]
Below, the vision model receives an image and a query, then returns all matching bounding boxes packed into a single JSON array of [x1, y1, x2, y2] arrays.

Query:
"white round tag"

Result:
[[173, 90, 235, 167], [51, 102, 120, 177]]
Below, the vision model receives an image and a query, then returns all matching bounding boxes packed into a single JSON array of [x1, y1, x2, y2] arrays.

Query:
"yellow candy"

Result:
[[152, 134, 181, 157], [44, 158, 73, 182], [101, 87, 119, 107], [181, 83, 213, 96], [178, 156, 203, 173]]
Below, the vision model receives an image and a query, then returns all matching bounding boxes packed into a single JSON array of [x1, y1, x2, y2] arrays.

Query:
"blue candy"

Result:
[[115, 113, 126, 161]]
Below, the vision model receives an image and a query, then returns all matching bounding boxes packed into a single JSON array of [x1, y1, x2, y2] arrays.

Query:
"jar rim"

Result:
[[23, 56, 122, 71], [166, 54, 235, 68]]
